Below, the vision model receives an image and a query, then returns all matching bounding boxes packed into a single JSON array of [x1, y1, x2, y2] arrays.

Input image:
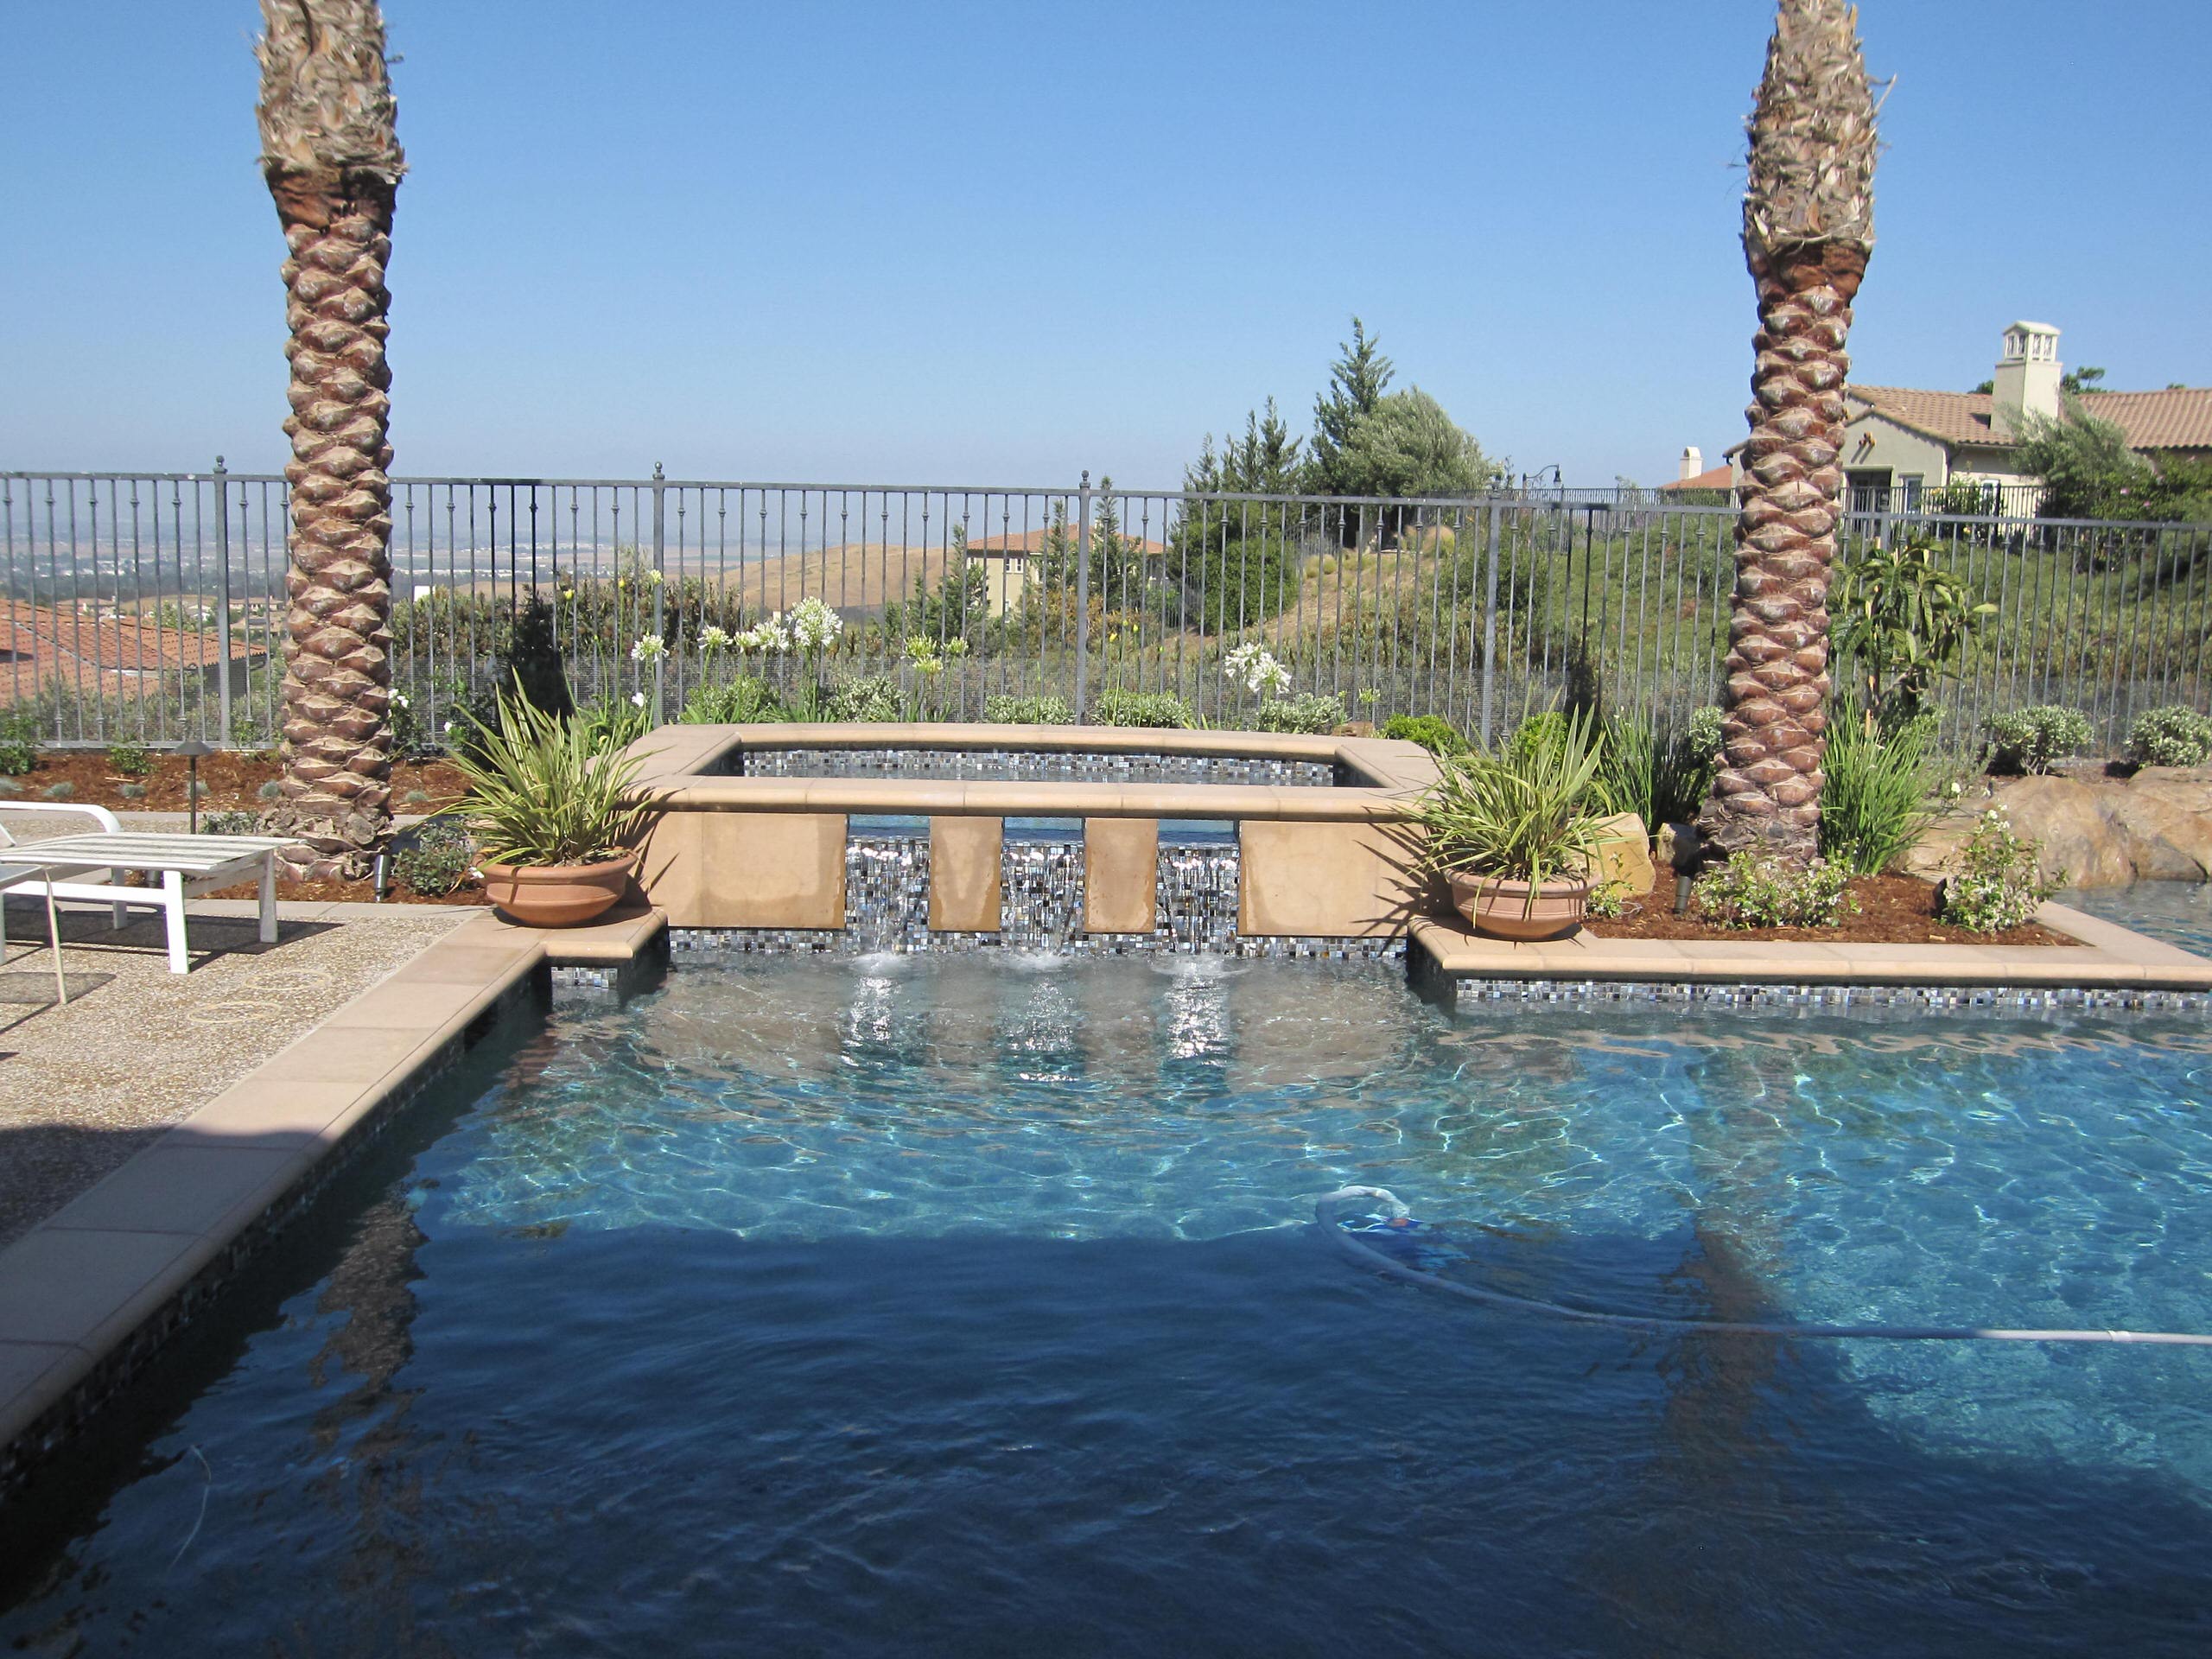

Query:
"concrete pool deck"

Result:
[[0, 899, 667, 1494]]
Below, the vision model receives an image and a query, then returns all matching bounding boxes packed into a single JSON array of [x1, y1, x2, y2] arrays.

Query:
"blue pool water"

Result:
[[5, 901, 2212, 1655]]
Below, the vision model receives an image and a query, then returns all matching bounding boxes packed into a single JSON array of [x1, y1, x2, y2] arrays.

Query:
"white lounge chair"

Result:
[[0, 802, 296, 973]]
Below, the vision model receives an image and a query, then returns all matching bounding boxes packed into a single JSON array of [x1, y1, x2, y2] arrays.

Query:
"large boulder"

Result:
[[1588, 810, 1656, 898], [1906, 766, 2212, 888]]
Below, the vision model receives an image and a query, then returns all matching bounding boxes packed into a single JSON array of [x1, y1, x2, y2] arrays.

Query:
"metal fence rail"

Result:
[[3, 467, 2207, 760]]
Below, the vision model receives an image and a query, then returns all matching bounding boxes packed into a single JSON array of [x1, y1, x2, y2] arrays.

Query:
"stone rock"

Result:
[[1589, 810, 1656, 898], [1332, 721, 1378, 739], [1905, 766, 2212, 889]]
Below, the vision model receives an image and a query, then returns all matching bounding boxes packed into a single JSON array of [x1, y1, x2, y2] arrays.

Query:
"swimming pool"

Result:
[[5, 899, 2211, 1655]]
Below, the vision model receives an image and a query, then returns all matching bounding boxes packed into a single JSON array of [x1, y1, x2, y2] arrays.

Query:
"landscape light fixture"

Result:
[[175, 739, 213, 834]]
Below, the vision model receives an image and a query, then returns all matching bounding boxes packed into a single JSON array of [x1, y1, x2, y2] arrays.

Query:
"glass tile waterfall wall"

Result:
[[10, 467, 2203, 759], [668, 824, 1389, 960]]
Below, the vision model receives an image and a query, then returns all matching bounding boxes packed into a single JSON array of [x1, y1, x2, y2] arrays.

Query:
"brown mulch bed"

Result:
[[1, 749, 467, 814], [1586, 870, 2079, 948], [206, 874, 490, 907]]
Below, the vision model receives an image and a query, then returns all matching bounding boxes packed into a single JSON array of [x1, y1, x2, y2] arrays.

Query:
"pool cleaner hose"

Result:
[[1316, 1187, 2212, 1348]]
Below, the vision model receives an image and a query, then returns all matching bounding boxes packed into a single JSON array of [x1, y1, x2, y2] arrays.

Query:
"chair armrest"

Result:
[[0, 801, 125, 834]]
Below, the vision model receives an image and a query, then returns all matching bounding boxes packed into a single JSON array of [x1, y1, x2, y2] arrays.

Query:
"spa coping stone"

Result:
[[0, 902, 668, 1493]]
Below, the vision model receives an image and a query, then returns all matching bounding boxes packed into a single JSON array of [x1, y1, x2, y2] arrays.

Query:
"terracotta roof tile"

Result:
[[1848, 385, 2212, 452]]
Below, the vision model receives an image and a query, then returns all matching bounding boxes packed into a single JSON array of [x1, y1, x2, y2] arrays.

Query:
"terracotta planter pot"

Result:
[[1448, 871, 1593, 941], [480, 849, 638, 928]]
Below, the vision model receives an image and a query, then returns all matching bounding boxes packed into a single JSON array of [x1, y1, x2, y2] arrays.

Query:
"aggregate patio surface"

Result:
[[0, 895, 466, 1248]]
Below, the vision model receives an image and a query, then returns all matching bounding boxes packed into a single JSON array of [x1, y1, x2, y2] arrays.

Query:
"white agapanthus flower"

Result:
[[630, 633, 667, 664], [737, 618, 791, 653], [631, 691, 646, 708], [699, 624, 731, 652], [787, 595, 842, 651], [1223, 641, 1291, 696]]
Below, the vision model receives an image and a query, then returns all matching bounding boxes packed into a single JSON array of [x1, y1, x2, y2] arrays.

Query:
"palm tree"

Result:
[[1698, 0, 1878, 866], [255, 0, 404, 879]]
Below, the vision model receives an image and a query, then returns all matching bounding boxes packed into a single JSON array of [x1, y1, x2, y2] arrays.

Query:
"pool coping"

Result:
[[0, 902, 667, 1497], [1410, 900, 2212, 993], [626, 723, 1441, 818]]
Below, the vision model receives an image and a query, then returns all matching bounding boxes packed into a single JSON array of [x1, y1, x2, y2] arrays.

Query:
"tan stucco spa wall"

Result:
[[627, 728, 1440, 939]]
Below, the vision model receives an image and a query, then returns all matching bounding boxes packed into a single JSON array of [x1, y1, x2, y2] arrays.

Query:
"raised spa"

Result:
[[624, 722, 1440, 954]]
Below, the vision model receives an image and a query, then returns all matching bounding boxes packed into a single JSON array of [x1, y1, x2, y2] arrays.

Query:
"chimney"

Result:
[[1677, 445, 1703, 482], [1990, 321, 2062, 441]]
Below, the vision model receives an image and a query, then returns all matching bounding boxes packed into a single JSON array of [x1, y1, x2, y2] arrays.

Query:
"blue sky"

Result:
[[3, 1, 2207, 489]]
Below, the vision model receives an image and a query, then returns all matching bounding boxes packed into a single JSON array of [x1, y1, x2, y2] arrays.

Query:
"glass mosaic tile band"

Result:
[[1419, 968, 2212, 1018], [731, 747, 1338, 787], [664, 830, 1402, 961]]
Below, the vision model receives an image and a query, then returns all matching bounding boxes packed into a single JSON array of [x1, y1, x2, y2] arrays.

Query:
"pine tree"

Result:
[[1306, 318, 1394, 498]]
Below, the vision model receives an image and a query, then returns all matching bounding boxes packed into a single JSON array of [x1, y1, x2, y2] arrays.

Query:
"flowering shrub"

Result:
[[1936, 810, 2064, 932], [1692, 853, 1856, 929], [2126, 705, 2212, 768]]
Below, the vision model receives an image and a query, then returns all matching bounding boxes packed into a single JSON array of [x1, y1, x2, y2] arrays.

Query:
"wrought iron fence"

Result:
[[3, 466, 2208, 760]]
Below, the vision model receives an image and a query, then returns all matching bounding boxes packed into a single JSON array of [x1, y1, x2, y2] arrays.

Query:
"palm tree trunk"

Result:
[[1704, 242, 1866, 861], [256, 1, 404, 880], [1699, 0, 1876, 868]]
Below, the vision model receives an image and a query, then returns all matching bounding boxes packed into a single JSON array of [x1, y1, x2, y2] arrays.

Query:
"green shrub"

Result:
[[41, 780, 74, 801], [1820, 700, 1936, 874], [118, 782, 147, 800], [200, 810, 259, 836], [572, 692, 654, 753], [393, 816, 475, 897], [1507, 710, 1568, 764], [1685, 705, 1725, 760], [1597, 706, 1725, 834], [258, 779, 284, 801], [1092, 689, 1192, 728], [1250, 692, 1347, 734], [0, 778, 19, 797], [1382, 714, 1467, 754], [823, 675, 904, 723], [0, 712, 41, 775], [106, 741, 153, 778], [403, 789, 430, 805], [1936, 810, 2064, 932], [1693, 853, 1856, 929], [1832, 535, 1997, 728], [983, 693, 1075, 726], [682, 675, 784, 724], [2125, 705, 2212, 768], [1984, 705, 2093, 774]]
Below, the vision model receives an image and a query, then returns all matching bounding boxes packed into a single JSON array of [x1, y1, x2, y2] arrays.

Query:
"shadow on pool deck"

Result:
[[0, 899, 466, 1247]]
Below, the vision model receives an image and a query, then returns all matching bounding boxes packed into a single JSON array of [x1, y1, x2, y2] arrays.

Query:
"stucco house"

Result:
[[1714, 323, 2212, 513]]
